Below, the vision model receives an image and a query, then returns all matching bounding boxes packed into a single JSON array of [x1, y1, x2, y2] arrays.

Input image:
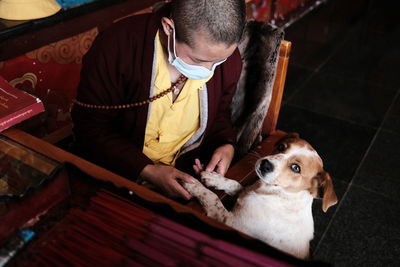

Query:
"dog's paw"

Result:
[[200, 171, 242, 196], [182, 180, 205, 197], [200, 171, 224, 188]]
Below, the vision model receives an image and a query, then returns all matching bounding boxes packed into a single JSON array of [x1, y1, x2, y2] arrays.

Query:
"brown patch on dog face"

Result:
[[272, 133, 314, 155], [272, 142, 323, 193], [258, 135, 326, 192], [257, 134, 338, 210]]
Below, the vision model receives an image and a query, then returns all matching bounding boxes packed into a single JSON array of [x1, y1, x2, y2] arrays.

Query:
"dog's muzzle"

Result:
[[258, 159, 274, 176]]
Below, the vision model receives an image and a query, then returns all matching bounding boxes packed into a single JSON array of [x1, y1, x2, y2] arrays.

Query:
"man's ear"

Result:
[[161, 17, 174, 36], [311, 171, 338, 212]]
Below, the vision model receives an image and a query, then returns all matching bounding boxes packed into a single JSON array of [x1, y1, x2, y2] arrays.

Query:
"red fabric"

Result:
[[0, 56, 80, 101], [71, 4, 242, 180], [0, 56, 81, 136], [247, 0, 272, 21], [275, 0, 309, 18], [0, 26, 98, 137]]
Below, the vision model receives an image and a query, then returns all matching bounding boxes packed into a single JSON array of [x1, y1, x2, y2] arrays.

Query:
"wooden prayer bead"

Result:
[[72, 74, 187, 109]]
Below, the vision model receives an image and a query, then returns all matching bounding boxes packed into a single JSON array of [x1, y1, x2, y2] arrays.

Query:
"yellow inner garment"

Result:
[[142, 31, 212, 166]]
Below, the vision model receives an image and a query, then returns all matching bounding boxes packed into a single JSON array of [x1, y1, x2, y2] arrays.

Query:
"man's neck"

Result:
[[168, 64, 182, 83], [159, 27, 184, 83]]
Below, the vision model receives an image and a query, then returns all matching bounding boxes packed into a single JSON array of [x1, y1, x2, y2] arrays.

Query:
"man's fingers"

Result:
[[165, 180, 192, 200], [216, 158, 229, 175], [195, 158, 204, 168], [193, 159, 205, 175], [176, 169, 197, 184], [170, 175, 193, 200], [193, 164, 201, 175], [175, 184, 192, 200], [206, 156, 220, 172], [195, 158, 201, 166], [215, 164, 226, 175]]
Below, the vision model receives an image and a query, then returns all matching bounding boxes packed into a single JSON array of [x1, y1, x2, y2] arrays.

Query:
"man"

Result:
[[71, 0, 246, 200]]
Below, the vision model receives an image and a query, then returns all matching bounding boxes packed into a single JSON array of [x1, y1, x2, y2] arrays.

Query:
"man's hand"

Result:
[[140, 164, 196, 200], [200, 144, 234, 176], [193, 158, 205, 175]]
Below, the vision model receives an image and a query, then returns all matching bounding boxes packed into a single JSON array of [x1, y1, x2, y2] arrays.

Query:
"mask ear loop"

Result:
[[168, 18, 179, 58], [167, 24, 178, 63], [167, 32, 173, 63], [172, 26, 178, 58]]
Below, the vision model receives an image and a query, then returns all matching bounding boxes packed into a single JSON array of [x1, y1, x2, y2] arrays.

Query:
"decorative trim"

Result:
[[25, 27, 99, 64], [9, 72, 38, 89]]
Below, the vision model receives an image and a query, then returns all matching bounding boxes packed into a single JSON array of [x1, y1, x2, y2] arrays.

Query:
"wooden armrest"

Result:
[[262, 40, 291, 136]]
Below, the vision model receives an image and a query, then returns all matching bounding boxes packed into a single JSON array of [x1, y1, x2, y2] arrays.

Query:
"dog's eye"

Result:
[[277, 143, 286, 152], [290, 164, 301, 173]]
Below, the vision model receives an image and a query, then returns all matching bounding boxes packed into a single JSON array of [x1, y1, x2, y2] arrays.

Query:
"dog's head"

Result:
[[255, 133, 337, 212]]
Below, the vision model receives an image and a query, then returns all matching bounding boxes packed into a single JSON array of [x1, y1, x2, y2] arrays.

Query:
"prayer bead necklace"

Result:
[[72, 74, 187, 109]]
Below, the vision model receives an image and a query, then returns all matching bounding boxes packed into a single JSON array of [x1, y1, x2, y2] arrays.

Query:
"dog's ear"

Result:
[[311, 171, 338, 212]]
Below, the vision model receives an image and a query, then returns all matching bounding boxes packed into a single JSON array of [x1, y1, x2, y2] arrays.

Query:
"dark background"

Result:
[[279, 0, 400, 265]]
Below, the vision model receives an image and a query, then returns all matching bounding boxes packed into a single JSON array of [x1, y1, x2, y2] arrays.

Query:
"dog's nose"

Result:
[[260, 159, 274, 173]]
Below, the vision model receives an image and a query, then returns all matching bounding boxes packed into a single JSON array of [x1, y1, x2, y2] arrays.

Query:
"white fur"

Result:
[[183, 142, 328, 259], [265, 146, 320, 162], [228, 181, 314, 259], [289, 146, 320, 159]]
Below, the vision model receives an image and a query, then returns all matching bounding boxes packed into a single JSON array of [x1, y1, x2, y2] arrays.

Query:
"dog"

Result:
[[183, 133, 337, 259]]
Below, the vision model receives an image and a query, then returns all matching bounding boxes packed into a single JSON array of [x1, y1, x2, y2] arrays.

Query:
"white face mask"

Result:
[[167, 27, 226, 80]]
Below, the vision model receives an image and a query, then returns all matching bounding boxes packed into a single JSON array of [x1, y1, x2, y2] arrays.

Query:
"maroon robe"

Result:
[[71, 4, 242, 180]]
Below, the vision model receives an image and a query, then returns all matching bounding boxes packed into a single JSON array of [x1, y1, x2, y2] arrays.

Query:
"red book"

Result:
[[0, 76, 45, 132]]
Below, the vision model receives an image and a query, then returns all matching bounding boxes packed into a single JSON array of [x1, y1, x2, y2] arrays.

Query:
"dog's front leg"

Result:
[[200, 171, 243, 196], [183, 180, 231, 223]]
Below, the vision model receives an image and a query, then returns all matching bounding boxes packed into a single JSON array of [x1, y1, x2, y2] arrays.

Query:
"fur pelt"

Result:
[[231, 21, 284, 157]]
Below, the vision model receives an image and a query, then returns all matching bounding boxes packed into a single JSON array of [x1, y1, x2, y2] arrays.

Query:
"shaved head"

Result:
[[171, 0, 246, 47]]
